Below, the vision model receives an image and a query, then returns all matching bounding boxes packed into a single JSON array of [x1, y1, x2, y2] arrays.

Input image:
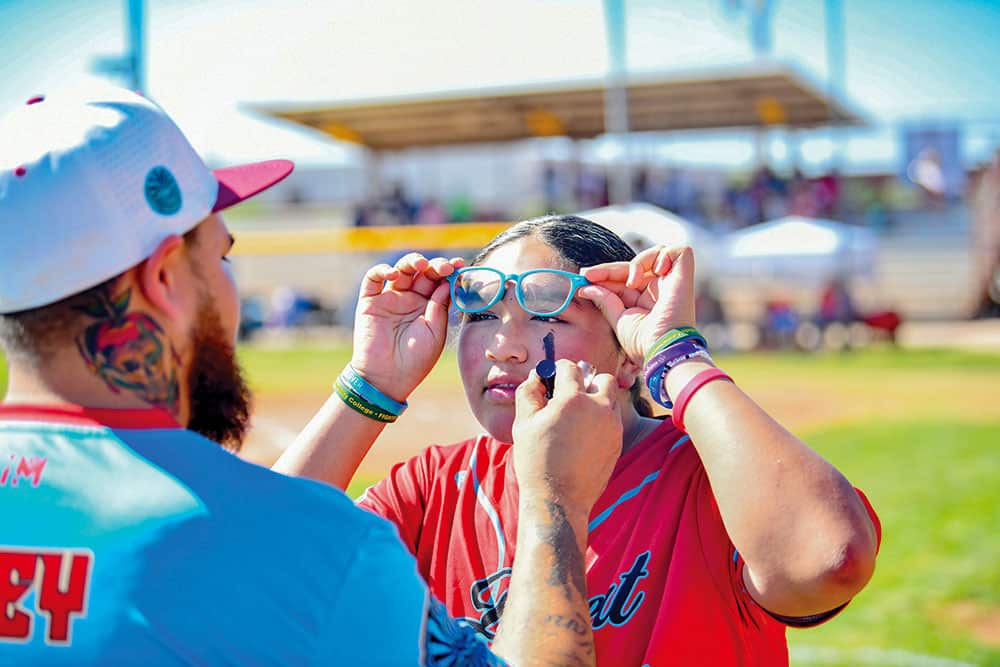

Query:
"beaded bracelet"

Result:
[[644, 327, 708, 365], [339, 364, 408, 416], [334, 377, 398, 423], [671, 368, 734, 433]]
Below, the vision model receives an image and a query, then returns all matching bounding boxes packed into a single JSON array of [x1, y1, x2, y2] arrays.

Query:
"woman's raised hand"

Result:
[[348, 252, 464, 401], [578, 245, 697, 363]]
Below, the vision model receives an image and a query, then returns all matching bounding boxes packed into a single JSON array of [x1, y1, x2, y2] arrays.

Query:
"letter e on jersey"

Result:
[[0, 548, 93, 645]]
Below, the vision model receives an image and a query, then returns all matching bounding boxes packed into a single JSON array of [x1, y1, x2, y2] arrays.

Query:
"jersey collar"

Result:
[[0, 403, 181, 430]]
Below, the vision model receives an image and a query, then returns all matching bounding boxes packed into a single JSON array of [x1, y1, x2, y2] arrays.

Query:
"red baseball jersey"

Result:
[[359, 419, 881, 667]]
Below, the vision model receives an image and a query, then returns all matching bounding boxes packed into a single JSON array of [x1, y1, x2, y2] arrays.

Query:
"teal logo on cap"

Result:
[[144, 166, 182, 215]]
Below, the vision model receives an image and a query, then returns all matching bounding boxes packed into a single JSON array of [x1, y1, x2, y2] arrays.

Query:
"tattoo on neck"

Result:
[[74, 286, 181, 414]]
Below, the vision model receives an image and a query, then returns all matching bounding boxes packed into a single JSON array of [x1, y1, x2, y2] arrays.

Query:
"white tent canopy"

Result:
[[577, 203, 720, 276], [720, 216, 878, 283]]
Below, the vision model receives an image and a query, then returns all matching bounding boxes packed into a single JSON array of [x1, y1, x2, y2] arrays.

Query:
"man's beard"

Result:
[[185, 299, 252, 451]]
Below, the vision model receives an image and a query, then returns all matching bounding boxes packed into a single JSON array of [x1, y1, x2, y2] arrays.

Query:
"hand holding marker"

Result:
[[534, 332, 597, 400]]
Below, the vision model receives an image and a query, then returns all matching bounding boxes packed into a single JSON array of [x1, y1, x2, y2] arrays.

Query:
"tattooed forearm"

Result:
[[535, 611, 594, 667], [542, 612, 590, 636], [492, 497, 596, 667], [539, 499, 589, 603]]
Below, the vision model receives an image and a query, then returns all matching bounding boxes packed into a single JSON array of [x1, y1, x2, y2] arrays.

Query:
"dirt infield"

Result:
[[237, 383, 873, 475], [238, 321, 1000, 478], [240, 383, 482, 476], [239, 357, 1000, 479]]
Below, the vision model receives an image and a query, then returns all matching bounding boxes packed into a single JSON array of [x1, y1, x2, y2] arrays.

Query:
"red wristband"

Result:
[[671, 368, 734, 432]]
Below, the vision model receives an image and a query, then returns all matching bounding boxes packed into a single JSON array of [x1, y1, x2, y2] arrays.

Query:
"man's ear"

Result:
[[136, 235, 188, 322], [616, 352, 642, 390]]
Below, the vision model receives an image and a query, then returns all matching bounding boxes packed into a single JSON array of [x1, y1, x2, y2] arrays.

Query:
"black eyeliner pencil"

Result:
[[536, 331, 556, 399]]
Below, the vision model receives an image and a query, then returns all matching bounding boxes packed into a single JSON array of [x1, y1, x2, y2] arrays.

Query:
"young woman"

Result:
[[276, 215, 881, 666]]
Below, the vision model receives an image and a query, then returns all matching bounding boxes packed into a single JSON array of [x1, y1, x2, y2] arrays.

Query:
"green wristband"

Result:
[[334, 378, 398, 423], [645, 327, 707, 363]]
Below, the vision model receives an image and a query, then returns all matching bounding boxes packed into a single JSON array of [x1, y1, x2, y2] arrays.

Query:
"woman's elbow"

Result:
[[820, 529, 878, 602]]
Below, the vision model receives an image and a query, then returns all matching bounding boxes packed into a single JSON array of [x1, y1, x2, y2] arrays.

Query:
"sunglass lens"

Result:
[[453, 269, 503, 312], [520, 271, 575, 316]]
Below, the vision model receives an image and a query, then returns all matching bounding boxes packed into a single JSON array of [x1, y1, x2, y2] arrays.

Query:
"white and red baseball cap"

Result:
[[0, 85, 293, 314]]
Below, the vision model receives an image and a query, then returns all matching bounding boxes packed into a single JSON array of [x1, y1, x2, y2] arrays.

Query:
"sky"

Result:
[[1, 0, 999, 172]]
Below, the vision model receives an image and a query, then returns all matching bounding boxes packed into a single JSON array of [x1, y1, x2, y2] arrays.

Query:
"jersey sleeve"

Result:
[[356, 448, 436, 554], [320, 518, 506, 666], [732, 487, 882, 628]]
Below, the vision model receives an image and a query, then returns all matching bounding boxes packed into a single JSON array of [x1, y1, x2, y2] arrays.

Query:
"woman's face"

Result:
[[457, 235, 628, 444]]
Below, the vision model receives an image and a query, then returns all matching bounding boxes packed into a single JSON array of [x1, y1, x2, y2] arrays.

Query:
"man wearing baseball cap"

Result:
[[0, 86, 614, 665]]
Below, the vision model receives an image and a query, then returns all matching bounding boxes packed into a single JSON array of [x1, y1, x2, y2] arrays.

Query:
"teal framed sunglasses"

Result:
[[447, 267, 590, 317]]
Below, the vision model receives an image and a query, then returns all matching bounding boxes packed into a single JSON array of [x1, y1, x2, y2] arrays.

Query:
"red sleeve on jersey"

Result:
[[732, 486, 882, 628], [357, 449, 435, 554]]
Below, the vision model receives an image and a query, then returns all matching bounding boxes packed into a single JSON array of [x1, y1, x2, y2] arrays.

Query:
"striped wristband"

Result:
[[339, 364, 408, 416]]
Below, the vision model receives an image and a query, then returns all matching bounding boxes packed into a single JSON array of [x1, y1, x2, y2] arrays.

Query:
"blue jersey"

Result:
[[0, 404, 503, 666]]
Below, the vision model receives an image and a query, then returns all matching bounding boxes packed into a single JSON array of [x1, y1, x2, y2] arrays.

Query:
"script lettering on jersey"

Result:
[[465, 551, 652, 639], [588, 551, 651, 629], [0, 455, 47, 487], [0, 548, 93, 645], [467, 567, 512, 638]]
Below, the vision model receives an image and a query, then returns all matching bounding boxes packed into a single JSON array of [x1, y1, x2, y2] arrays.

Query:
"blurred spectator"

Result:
[[788, 168, 818, 217], [761, 296, 799, 349], [268, 287, 297, 327], [348, 156, 961, 233], [353, 183, 416, 227], [817, 277, 857, 326], [859, 175, 892, 232], [633, 167, 651, 203], [543, 164, 560, 211], [389, 183, 417, 224], [814, 169, 842, 217], [415, 198, 448, 225], [748, 166, 787, 224], [268, 287, 326, 328], [575, 169, 609, 209], [239, 296, 266, 341], [353, 202, 371, 227], [446, 193, 474, 222], [653, 167, 705, 222]]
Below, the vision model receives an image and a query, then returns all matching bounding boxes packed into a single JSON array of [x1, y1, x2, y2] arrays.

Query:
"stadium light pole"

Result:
[[603, 0, 632, 205], [93, 0, 146, 93], [744, 0, 776, 168], [126, 0, 146, 93], [825, 0, 847, 169]]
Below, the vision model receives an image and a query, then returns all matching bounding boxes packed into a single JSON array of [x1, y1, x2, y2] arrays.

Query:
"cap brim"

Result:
[[212, 159, 294, 212]]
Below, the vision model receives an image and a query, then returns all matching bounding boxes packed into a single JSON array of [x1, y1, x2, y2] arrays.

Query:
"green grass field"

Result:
[[2, 346, 998, 665]]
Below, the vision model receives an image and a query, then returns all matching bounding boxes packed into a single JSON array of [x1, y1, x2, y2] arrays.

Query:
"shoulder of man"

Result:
[[117, 424, 381, 550]]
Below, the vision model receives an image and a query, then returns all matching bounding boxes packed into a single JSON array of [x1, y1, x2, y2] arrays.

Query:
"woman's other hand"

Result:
[[349, 253, 465, 401], [579, 245, 697, 363]]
